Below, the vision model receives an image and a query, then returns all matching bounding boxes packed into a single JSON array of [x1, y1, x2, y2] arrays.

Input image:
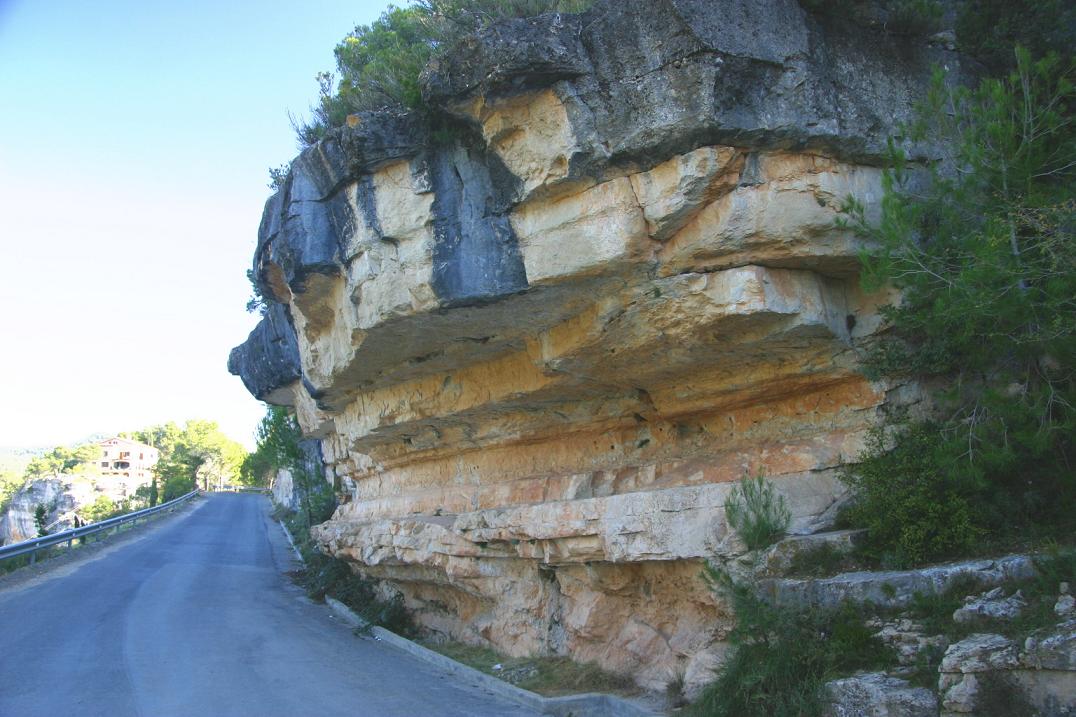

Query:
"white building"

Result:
[[97, 437, 159, 485]]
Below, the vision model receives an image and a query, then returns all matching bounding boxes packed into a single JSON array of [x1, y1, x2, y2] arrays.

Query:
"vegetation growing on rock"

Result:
[[251, 404, 413, 635], [724, 472, 791, 552], [839, 47, 1076, 567], [955, 0, 1076, 74], [420, 640, 638, 698], [291, 0, 592, 146], [244, 406, 332, 526], [797, 0, 944, 37], [689, 566, 895, 717]]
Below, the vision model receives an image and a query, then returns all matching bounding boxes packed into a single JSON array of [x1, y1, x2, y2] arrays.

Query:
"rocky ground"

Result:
[[745, 531, 1076, 716]]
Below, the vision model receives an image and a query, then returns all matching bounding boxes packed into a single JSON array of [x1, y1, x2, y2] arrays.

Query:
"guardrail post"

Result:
[[29, 549, 36, 565]]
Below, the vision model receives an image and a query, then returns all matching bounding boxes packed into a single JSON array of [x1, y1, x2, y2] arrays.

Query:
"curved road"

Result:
[[0, 494, 540, 717]]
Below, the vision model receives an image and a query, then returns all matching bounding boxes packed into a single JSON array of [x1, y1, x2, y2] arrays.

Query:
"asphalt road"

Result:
[[0, 494, 540, 717]]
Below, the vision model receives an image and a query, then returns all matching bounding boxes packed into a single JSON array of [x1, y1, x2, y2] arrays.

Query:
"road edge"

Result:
[[325, 595, 661, 717], [275, 512, 661, 716]]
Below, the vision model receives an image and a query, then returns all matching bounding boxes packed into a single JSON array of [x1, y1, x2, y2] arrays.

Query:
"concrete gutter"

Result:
[[325, 597, 662, 717], [277, 519, 304, 562]]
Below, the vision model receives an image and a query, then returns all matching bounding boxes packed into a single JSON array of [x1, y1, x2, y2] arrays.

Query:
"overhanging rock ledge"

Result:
[[228, 0, 970, 695]]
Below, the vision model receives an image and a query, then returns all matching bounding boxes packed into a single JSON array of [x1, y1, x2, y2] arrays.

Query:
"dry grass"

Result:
[[420, 640, 639, 698]]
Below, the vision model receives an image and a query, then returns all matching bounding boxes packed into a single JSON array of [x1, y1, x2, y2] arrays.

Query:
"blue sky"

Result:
[[0, 1, 389, 448]]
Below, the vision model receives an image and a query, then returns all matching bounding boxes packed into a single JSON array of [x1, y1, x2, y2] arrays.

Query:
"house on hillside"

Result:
[[97, 437, 159, 484]]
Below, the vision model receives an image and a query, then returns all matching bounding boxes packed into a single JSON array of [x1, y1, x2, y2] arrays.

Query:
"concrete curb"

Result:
[[325, 597, 661, 717], [277, 519, 304, 563]]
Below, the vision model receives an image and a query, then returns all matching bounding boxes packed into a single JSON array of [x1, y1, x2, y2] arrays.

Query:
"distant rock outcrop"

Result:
[[0, 471, 150, 545], [229, 0, 974, 693]]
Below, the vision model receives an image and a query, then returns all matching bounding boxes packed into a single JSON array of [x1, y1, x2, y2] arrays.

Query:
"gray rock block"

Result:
[[940, 634, 1020, 674], [1024, 619, 1076, 672], [761, 555, 1037, 609], [953, 587, 1028, 624], [825, 672, 938, 717], [757, 528, 865, 577], [227, 302, 302, 403]]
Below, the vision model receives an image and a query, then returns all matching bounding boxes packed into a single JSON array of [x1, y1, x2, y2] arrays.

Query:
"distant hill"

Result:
[[0, 434, 112, 476], [0, 447, 43, 477]]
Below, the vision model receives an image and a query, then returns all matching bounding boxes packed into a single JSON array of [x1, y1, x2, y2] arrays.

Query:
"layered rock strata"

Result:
[[229, 0, 969, 692]]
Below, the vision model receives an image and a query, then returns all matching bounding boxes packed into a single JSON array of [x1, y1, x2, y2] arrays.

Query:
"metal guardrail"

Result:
[[0, 490, 200, 566]]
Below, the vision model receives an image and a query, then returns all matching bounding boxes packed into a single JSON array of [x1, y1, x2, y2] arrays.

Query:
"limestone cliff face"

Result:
[[230, 0, 968, 692]]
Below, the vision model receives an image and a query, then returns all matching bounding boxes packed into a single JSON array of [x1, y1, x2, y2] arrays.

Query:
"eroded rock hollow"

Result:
[[230, 0, 968, 692]]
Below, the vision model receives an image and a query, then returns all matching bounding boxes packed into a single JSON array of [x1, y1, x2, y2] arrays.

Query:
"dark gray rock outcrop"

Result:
[[428, 140, 528, 307], [227, 302, 302, 403], [425, 0, 968, 167]]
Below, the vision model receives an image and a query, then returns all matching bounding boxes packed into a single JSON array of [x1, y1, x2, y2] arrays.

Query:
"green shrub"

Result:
[[688, 566, 894, 717], [1033, 549, 1076, 596], [956, 0, 1075, 73], [786, 542, 856, 578], [133, 481, 158, 508], [161, 475, 195, 502], [283, 508, 415, 637], [840, 49, 1076, 566], [81, 495, 120, 523], [294, 0, 594, 145], [248, 406, 336, 530], [1003, 549, 1076, 638], [267, 164, 290, 192], [975, 673, 1037, 717], [905, 573, 983, 637], [839, 423, 983, 567], [33, 504, 49, 536], [724, 472, 791, 551], [901, 550, 1076, 642], [884, 0, 942, 35]]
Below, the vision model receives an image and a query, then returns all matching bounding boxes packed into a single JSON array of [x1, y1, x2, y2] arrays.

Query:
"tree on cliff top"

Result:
[[292, 0, 593, 146]]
